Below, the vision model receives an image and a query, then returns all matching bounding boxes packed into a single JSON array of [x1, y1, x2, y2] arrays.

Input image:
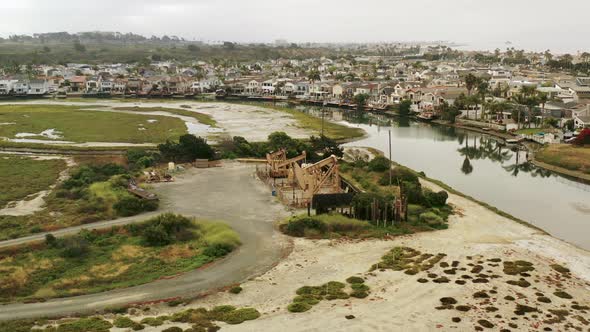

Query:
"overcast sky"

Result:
[[1, 0, 589, 53]]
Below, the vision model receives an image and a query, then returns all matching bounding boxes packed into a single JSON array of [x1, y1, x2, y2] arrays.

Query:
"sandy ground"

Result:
[[0, 100, 314, 144], [0, 154, 74, 216], [116, 178, 590, 332]]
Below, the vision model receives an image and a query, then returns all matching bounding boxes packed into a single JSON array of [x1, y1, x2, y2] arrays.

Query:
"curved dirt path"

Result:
[[0, 162, 291, 319]]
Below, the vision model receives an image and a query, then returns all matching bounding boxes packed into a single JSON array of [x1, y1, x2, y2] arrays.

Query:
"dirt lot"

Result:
[[140, 179, 590, 332]]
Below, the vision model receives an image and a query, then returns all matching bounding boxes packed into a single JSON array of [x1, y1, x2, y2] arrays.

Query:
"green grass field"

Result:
[[0, 104, 188, 144], [0, 156, 66, 208], [0, 214, 240, 303]]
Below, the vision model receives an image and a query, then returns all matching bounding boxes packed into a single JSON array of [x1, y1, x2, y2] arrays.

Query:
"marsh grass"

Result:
[[0, 104, 187, 144], [0, 156, 66, 208], [0, 215, 240, 303]]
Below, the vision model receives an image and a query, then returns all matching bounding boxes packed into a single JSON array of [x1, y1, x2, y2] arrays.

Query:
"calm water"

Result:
[[297, 108, 590, 250]]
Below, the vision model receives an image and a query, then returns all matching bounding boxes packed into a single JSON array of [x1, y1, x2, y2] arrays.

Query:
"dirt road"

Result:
[[0, 162, 291, 319]]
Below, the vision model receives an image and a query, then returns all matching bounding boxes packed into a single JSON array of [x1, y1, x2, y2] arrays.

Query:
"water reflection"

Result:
[[330, 108, 590, 250]]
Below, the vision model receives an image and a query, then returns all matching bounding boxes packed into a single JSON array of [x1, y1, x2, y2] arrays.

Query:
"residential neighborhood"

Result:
[[1, 46, 589, 142]]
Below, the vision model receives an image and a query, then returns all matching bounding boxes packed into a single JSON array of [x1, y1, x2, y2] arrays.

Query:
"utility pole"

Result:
[[321, 99, 327, 136], [388, 130, 392, 186]]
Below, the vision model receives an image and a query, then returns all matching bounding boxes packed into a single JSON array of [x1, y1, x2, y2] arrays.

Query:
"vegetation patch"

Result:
[[51, 317, 113, 332], [535, 144, 590, 175], [0, 162, 157, 240], [553, 290, 573, 299], [370, 246, 447, 274], [114, 106, 217, 127], [0, 156, 66, 208], [288, 280, 369, 313], [170, 305, 260, 327], [0, 104, 188, 144], [0, 214, 240, 302], [503, 260, 535, 275], [229, 286, 243, 294]]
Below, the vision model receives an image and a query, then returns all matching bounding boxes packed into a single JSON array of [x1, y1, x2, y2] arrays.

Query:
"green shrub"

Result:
[[350, 283, 369, 292], [113, 316, 141, 329], [55, 317, 113, 332], [424, 189, 448, 207], [222, 308, 261, 324], [379, 166, 419, 185], [368, 156, 391, 172], [346, 276, 365, 284], [114, 196, 158, 217], [407, 204, 426, 216], [229, 286, 243, 294], [140, 213, 194, 246], [350, 290, 369, 298], [288, 302, 312, 313], [162, 327, 183, 332], [203, 243, 233, 257], [140, 317, 164, 326], [419, 212, 444, 226], [60, 236, 90, 258], [282, 214, 368, 237], [283, 216, 327, 237]]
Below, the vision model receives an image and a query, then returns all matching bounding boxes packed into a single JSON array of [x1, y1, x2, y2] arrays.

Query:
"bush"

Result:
[[403, 181, 425, 205], [282, 214, 368, 237], [140, 317, 164, 326], [346, 276, 365, 284], [158, 134, 214, 162], [114, 316, 138, 328], [229, 286, 243, 294], [127, 149, 159, 170], [45, 233, 58, 248], [162, 327, 183, 332], [368, 156, 391, 172], [140, 213, 195, 246], [114, 196, 145, 217], [60, 236, 89, 258], [288, 302, 312, 313], [203, 243, 234, 257], [55, 317, 113, 332], [283, 216, 327, 237], [379, 166, 419, 185], [424, 189, 448, 207], [419, 212, 444, 226], [223, 308, 261, 324]]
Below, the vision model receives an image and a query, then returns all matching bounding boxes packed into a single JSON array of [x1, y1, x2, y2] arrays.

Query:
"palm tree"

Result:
[[464, 73, 479, 96], [476, 80, 490, 120], [537, 92, 548, 128]]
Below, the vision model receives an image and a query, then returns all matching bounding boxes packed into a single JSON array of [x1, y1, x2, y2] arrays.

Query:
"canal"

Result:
[[302, 106, 590, 250]]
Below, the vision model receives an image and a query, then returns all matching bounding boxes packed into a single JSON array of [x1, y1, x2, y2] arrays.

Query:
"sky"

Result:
[[1, 0, 589, 53]]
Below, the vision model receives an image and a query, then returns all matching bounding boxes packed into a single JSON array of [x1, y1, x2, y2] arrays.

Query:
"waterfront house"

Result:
[[28, 79, 48, 95], [13, 80, 29, 95], [69, 76, 86, 92], [0, 79, 17, 94]]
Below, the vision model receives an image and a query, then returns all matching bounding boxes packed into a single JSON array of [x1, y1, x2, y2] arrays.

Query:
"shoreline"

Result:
[[431, 119, 590, 184]]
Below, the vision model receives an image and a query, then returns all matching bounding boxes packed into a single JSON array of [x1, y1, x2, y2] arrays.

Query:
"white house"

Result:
[[261, 79, 276, 94], [0, 79, 17, 94], [28, 79, 48, 95], [13, 80, 29, 94]]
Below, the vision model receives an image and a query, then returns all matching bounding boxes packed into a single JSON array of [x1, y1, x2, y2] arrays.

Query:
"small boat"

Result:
[[416, 111, 437, 122]]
